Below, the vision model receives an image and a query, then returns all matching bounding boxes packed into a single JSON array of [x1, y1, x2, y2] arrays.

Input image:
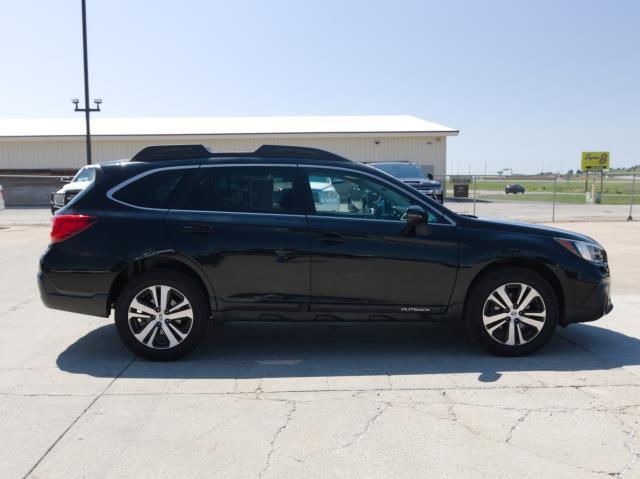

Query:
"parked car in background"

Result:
[[38, 144, 612, 361], [505, 184, 525, 194], [50, 166, 98, 213], [308, 174, 341, 212], [369, 161, 444, 203], [0, 183, 5, 210]]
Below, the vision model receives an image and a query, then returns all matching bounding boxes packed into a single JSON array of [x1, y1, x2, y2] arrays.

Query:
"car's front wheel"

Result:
[[466, 267, 558, 356], [115, 270, 209, 361]]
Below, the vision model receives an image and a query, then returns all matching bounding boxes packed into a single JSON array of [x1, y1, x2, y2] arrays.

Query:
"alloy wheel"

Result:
[[482, 282, 546, 346], [127, 285, 194, 349]]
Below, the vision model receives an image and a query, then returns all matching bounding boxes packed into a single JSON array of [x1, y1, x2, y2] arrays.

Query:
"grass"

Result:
[[480, 193, 640, 205], [457, 178, 639, 195]]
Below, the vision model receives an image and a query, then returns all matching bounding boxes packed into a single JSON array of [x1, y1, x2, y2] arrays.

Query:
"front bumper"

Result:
[[416, 190, 444, 204], [563, 276, 613, 325], [38, 271, 109, 317]]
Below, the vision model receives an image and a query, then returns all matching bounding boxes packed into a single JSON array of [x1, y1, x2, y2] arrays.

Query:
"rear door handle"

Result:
[[315, 232, 345, 244], [183, 223, 214, 233]]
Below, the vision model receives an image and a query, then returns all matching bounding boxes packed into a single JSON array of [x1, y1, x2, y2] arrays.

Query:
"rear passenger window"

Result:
[[113, 169, 186, 208], [180, 167, 295, 214]]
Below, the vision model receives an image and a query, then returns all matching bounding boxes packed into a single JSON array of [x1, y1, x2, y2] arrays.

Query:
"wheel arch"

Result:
[[463, 257, 565, 325], [108, 254, 216, 315]]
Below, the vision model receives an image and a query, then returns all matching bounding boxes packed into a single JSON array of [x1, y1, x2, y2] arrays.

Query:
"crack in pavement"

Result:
[[285, 400, 393, 466], [505, 410, 532, 443], [618, 429, 638, 478], [0, 298, 34, 316], [341, 401, 391, 449], [21, 354, 137, 479], [259, 400, 297, 479], [3, 382, 640, 399]]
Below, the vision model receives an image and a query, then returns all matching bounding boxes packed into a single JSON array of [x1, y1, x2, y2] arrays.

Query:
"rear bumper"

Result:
[[38, 271, 109, 317], [563, 276, 613, 325]]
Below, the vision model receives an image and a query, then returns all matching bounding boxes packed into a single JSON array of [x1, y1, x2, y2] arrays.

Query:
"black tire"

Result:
[[465, 267, 558, 356], [115, 269, 209, 361]]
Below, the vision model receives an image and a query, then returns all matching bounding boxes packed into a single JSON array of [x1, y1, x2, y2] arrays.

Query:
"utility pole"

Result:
[[72, 0, 101, 165]]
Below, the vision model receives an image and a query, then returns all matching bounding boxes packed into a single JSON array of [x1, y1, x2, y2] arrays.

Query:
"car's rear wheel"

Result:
[[466, 267, 558, 356], [115, 270, 209, 361]]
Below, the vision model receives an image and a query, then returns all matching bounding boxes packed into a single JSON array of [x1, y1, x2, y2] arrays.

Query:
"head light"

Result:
[[555, 238, 606, 263]]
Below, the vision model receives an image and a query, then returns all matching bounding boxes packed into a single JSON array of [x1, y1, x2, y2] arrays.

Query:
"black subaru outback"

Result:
[[38, 145, 612, 360]]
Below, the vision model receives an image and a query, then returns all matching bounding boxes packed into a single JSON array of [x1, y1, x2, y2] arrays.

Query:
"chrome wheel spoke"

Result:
[[518, 315, 544, 331], [515, 285, 528, 307], [487, 318, 508, 334], [505, 319, 516, 346], [165, 309, 193, 320], [516, 322, 525, 344], [130, 298, 156, 317], [491, 285, 513, 310], [518, 288, 539, 310], [159, 285, 171, 312], [483, 312, 509, 326], [165, 299, 193, 320], [133, 319, 159, 344], [168, 298, 190, 314], [166, 322, 188, 340], [160, 321, 179, 348], [144, 324, 160, 346], [146, 287, 160, 309]]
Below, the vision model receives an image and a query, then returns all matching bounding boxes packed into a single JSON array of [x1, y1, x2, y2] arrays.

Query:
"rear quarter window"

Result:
[[112, 169, 187, 209]]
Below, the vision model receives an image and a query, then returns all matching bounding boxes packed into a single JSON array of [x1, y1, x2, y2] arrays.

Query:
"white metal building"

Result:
[[0, 115, 458, 177]]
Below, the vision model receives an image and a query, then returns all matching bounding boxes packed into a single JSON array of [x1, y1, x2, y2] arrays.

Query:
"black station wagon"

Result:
[[38, 145, 612, 360]]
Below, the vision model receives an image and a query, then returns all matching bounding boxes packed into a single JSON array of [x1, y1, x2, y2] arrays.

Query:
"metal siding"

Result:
[[0, 135, 447, 177]]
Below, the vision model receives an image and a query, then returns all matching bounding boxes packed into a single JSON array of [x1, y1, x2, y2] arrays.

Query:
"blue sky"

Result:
[[1, 0, 638, 173]]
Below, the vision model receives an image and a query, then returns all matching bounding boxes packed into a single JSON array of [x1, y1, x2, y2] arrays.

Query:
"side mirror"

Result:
[[405, 205, 428, 225], [60, 176, 72, 184], [427, 173, 434, 180]]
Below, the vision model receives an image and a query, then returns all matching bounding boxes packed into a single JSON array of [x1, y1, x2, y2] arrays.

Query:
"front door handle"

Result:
[[183, 223, 214, 233], [315, 232, 345, 245]]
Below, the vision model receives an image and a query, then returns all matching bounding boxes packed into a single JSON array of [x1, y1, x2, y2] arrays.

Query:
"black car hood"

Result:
[[464, 216, 600, 245]]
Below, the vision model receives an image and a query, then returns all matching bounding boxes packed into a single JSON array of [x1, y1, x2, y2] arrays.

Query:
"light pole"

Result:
[[72, 0, 101, 165]]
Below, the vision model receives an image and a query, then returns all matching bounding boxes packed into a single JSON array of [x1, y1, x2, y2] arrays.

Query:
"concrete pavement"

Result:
[[0, 223, 639, 478]]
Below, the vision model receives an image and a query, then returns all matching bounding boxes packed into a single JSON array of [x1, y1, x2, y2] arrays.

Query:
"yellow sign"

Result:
[[581, 152, 609, 170]]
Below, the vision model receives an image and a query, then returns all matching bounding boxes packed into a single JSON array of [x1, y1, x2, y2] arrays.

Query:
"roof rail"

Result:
[[131, 144, 213, 162], [253, 145, 350, 162]]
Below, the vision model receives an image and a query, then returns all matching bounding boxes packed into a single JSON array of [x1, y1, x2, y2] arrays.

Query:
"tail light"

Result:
[[51, 215, 96, 243]]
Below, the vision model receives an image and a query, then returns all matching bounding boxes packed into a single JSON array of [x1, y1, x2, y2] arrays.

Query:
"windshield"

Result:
[[72, 167, 96, 183], [374, 163, 426, 179]]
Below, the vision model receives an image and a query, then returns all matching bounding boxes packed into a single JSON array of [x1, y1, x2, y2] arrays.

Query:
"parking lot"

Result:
[[1, 218, 639, 478]]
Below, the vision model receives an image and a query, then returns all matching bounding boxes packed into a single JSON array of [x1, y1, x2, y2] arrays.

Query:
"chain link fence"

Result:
[[440, 173, 637, 223]]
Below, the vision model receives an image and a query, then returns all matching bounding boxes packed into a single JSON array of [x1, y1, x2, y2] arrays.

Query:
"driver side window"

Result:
[[305, 168, 414, 221]]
